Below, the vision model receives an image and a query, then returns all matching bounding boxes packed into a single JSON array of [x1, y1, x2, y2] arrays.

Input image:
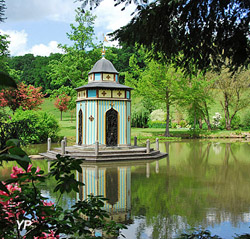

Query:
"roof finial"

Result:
[[102, 33, 108, 58]]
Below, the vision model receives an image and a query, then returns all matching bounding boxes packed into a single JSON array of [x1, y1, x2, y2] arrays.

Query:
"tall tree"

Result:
[[211, 67, 250, 130], [90, 0, 250, 74], [66, 8, 97, 51], [48, 10, 99, 94], [178, 74, 214, 130], [127, 56, 183, 136]]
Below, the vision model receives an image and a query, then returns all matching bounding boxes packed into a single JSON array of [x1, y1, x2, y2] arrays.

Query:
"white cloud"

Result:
[[1, 29, 28, 55], [29, 41, 64, 56], [5, 0, 81, 23], [0, 29, 63, 56], [93, 0, 135, 31]]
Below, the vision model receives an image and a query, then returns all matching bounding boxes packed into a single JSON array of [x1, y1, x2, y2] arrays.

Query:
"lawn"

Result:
[[40, 98, 250, 144]]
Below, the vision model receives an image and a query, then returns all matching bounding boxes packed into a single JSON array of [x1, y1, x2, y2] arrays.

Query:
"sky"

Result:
[[0, 0, 135, 56]]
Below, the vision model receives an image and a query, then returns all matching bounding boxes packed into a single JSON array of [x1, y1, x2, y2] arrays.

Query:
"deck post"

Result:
[[134, 136, 137, 146], [47, 138, 51, 152], [156, 138, 159, 150], [64, 136, 67, 146], [95, 141, 99, 156], [61, 140, 66, 155], [156, 160, 159, 173], [146, 139, 150, 154]]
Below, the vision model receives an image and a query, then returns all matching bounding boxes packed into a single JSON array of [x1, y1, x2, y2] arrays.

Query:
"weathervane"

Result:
[[102, 33, 108, 58]]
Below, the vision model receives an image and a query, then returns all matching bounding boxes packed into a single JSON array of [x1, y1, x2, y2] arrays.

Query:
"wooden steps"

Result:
[[40, 146, 167, 162]]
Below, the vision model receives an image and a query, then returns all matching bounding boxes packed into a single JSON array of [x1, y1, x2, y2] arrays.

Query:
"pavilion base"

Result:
[[40, 145, 167, 162]]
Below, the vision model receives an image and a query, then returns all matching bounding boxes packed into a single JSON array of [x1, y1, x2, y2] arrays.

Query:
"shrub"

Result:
[[219, 114, 241, 130], [9, 109, 60, 144], [0, 119, 35, 149], [148, 120, 166, 128], [179, 120, 187, 128], [242, 110, 250, 129], [0, 140, 125, 238], [172, 122, 178, 128], [149, 109, 166, 122]]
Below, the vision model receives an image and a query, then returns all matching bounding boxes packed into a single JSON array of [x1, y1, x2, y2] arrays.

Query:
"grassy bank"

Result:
[[40, 98, 250, 143]]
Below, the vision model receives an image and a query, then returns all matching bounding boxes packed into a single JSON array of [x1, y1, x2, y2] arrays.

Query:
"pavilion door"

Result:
[[78, 109, 83, 145], [106, 108, 118, 146]]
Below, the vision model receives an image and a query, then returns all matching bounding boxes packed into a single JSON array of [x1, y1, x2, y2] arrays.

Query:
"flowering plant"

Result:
[[0, 139, 125, 238]]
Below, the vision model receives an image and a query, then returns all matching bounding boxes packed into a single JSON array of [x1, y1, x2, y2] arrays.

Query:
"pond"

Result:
[[1, 139, 250, 238]]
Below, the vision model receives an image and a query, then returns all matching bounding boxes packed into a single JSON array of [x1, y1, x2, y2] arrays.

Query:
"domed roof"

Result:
[[89, 57, 118, 74]]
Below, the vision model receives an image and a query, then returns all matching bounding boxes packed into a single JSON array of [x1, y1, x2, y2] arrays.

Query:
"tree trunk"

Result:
[[199, 117, 203, 129], [61, 111, 63, 121], [164, 91, 170, 137], [193, 105, 196, 130], [203, 101, 211, 130], [224, 93, 231, 130]]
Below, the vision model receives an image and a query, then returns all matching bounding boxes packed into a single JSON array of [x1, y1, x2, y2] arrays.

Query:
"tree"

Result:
[[178, 74, 214, 130], [105, 0, 250, 74], [0, 82, 45, 112], [211, 67, 250, 130], [126, 53, 183, 136], [48, 10, 100, 95], [66, 8, 97, 51], [54, 94, 71, 121], [0, 72, 17, 90], [0, 0, 6, 22]]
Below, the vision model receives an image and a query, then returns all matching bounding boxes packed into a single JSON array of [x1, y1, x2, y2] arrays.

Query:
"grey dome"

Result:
[[89, 58, 118, 74]]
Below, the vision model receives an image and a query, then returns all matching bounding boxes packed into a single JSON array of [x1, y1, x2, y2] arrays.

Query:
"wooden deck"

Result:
[[40, 145, 167, 161]]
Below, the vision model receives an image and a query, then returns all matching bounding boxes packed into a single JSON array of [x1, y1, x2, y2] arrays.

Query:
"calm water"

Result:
[[1, 139, 250, 238]]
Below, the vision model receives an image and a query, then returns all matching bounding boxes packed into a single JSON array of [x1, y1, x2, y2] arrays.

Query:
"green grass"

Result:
[[39, 98, 250, 143], [41, 98, 76, 143]]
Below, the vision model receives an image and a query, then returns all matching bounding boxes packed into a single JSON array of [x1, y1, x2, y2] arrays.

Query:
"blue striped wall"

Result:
[[77, 99, 131, 145], [98, 100, 126, 145], [79, 167, 131, 213], [127, 101, 131, 145], [86, 100, 97, 145]]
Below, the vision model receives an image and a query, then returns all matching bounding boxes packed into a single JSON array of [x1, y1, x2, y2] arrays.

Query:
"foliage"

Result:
[[0, 82, 45, 112], [177, 229, 222, 239], [0, 33, 10, 74], [0, 71, 17, 90], [0, 140, 126, 238], [242, 110, 250, 129], [66, 8, 97, 51], [211, 67, 250, 130], [147, 120, 166, 128], [130, 97, 150, 128], [179, 73, 215, 130], [54, 94, 71, 121], [7, 53, 62, 93], [48, 10, 100, 107], [9, 109, 60, 144], [0, 119, 35, 149], [219, 114, 241, 130], [111, 0, 250, 74], [130, 56, 183, 136]]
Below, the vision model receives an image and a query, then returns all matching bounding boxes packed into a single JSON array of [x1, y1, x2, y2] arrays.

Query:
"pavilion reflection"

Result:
[[76, 160, 161, 224]]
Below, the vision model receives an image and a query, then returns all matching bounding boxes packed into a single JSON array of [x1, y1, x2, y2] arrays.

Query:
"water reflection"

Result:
[[1, 139, 250, 238], [76, 160, 161, 225]]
